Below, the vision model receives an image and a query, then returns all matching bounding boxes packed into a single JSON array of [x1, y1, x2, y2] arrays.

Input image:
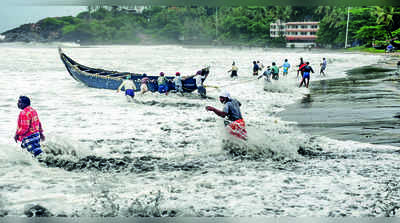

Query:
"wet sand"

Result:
[[280, 63, 400, 146]]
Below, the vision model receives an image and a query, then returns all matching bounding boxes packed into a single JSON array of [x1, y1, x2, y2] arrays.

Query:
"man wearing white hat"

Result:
[[205, 91, 247, 140]]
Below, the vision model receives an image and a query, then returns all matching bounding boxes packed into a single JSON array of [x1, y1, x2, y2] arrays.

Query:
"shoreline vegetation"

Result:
[[0, 6, 399, 50], [346, 46, 400, 57]]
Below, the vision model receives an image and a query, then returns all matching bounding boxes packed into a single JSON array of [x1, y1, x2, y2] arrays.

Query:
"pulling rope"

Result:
[[205, 77, 260, 91]]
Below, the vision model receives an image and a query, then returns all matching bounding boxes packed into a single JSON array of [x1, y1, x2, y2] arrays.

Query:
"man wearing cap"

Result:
[[205, 92, 247, 140], [14, 96, 45, 157]]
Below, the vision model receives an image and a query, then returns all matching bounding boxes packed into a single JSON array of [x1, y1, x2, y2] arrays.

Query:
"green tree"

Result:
[[374, 6, 399, 39], [315, 7, 347, 47]]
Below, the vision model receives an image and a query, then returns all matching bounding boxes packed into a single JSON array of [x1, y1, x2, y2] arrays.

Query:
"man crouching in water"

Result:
[[14, 96, 45, 157], [205, 91, 247, 140]]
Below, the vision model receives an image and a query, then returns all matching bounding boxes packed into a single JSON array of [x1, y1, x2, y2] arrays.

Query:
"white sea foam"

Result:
[[0, 44, 396, 217]]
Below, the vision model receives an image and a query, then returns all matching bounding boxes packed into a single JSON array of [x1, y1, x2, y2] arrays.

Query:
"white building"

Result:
[[270, 21, 319, 48]]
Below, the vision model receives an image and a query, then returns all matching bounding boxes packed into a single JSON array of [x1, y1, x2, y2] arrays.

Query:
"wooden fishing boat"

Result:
[[58, 48, 208, 93]]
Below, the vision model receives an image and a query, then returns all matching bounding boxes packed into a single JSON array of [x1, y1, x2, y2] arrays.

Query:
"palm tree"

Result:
[[374, 6, 397, 39], [267, 6, 292, 22]]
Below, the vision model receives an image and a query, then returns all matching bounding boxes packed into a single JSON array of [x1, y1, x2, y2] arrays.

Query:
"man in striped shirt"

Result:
[[14, 96, 45, 157]]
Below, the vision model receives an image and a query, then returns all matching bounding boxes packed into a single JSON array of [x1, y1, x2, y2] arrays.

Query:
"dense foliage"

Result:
[[14, 6, 400, 47], [316, 6, 400, 47]]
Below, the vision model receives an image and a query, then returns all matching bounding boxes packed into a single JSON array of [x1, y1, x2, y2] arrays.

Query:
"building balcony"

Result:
[[285, 29, 319, 32], [286, 22, 319, 25], [286, 35, 317, 40]]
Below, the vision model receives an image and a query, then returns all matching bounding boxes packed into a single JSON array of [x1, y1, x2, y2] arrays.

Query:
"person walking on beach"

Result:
[[299, 62, 314, 88], [14, 96, 45, 157], [297, 57, 306, 80], [117, 75, 137, 101], [253, 61, 260, 76], [205, 91, 247, 140], [320, 58, 327, 76], [271, 62, 279, 80], [227, 61, 239, 79], [280, 59, 291, 77]]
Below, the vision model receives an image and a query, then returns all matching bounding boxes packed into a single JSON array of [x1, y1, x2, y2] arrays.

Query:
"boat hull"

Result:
[[59, 48, 201, 93]]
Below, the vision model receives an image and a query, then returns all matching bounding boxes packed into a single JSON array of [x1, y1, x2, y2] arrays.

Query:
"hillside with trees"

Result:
[[1, 6, 399, 48]]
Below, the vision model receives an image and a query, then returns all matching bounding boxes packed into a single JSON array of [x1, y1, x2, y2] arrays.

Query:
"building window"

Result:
[[301, 32, 306, 35]]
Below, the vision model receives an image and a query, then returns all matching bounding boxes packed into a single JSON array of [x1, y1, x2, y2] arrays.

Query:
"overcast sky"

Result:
[[0, 5, 85, 33]]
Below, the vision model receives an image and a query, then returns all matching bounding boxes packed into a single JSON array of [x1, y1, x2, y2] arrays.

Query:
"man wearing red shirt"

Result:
[[14, 96, 45, 157]]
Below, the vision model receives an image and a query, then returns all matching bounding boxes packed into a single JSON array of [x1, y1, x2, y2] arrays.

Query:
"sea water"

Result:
[[0, 43, 399, 217]]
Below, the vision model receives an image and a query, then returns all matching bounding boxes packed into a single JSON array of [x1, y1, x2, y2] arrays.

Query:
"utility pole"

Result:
[[345, 7, 350, 48], [216, 7, 218, 40]]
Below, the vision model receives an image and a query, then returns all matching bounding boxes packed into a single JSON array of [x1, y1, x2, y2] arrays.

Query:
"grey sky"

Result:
[[0, 5, 85, 33]]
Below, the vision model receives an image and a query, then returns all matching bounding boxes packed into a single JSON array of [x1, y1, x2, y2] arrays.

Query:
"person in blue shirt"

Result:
[[280, 59, 291, 77], [387, 44, 394, 53]]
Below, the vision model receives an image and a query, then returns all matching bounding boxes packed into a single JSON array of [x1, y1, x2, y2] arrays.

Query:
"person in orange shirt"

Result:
[[14, 96, 45, 157]]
